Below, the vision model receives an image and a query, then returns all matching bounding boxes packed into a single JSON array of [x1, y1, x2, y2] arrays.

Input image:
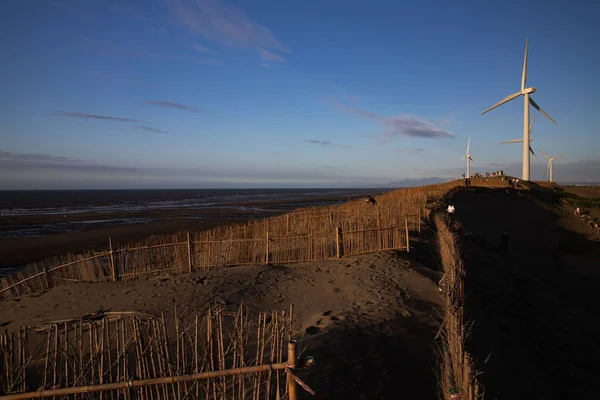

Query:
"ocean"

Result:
[[0, 188, 383, 239]]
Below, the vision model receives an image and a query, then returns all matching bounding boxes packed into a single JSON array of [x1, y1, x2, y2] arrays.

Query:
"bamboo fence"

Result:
[[1, 179, 507, 300], [435, 215, 483, 400], [0, 305, 303, 399]]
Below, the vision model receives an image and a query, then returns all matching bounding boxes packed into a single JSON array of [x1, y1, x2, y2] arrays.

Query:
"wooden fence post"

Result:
[[336, 227, 343, 258], [287, 341, 298, 400], [405, 219, 410, 252], [265, 231, 270, 265], [109, 238, 117, 281], [42, 265, 50, 289], [286, 214, 290, 234], [335, 227, 341, 258], [187, 232, 193, 274], [418, 210, 421, 233], [377, 211, 382, 249]]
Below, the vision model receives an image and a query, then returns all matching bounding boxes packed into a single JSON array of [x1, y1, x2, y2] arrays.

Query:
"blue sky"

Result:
[[1, 0, 599, 189]]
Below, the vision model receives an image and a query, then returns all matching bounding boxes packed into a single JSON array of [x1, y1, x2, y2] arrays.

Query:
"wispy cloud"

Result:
[[167, 0, 290, 61], [396, 148, 425, 154], [137, 126, 168, 134], [259, 48, 285, 62], [193, 44, 213, 53], [329, 100, 455, 140], [79, 35, 222, 64], [0, 150, 83, 165], [307, 140, 332, 146], [144, 100, 204, 113], [47, 111, 138, 123], [306, 139, 352, 149]]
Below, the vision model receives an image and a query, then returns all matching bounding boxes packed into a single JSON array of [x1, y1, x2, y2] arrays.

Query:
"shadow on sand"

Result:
[[449, 185, 600, 398], [291, 226, 445, 399]]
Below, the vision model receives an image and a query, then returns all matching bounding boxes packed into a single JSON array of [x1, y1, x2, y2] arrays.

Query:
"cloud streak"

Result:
[[137, 126, 168, 134], [307, 140, 332, 146], [79, 35, 222, 64], [167, 0, 290, 60], [193, 43, 213, 53], [47, 111, 138, 122], [259, 48, 285, 62], [144, 100, 204, 113], [0, 150, 83, 165], [306, 139, 352, 149], [396, 148, 425, 154], [330, 101, 455, 140]]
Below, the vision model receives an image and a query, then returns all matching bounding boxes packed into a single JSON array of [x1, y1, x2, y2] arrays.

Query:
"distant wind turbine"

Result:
[[540, 151, 563, 182], [461, 137, 474, 178], [500, 115, 540, 163], [481, 39, 556, 181]]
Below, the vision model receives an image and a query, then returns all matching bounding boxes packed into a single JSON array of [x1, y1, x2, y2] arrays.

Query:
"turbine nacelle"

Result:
[[521, 87, 536, 95]]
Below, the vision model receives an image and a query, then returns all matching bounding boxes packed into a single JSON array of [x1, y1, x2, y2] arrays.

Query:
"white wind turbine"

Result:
[[540, 151, 563, 182], [461, 137, 474, 178], [481, 39, 556, 181], [500, 115, 540, 163]]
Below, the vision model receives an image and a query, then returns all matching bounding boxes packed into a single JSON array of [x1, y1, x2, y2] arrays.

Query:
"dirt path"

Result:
[[1, 246, 443, 399], [450, 186, 600, 398]]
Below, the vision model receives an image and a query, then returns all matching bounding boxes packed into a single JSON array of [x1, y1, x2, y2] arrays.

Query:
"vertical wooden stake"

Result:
[[187, 232, 193, 274], [335, 227, 341, 258], [109, 238, 117, 282], [43, 265, 50, 289], [405, 218, 410, 252], [286, 214, 289, 234], [377, 211, 382, 249], [265, 231, 270, 265], [287, 341, 297, 400], [418, 210, 421, 233]]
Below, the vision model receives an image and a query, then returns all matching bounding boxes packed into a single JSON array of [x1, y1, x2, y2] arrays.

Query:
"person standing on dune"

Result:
[[447, 204, 455, 223]]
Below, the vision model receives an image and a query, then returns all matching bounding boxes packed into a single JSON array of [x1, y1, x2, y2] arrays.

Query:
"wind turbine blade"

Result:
[[539, 150, 550, 161], [461, 155, 466, 160], [530, 146, 540, 163], [522, 38, 529, 90], [552, 153, 564, 161], [529, 114, 536, 133], [500, 139, 524, 144], [467, 137, 471, 154], [529, 98, 557, 124], [481, 92, 521, 115], [469, 156, 475, 163]]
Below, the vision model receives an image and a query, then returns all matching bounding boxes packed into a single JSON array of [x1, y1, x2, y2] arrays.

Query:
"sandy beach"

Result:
[[0, 191, 379, 269], [0, 247, 443, 399]]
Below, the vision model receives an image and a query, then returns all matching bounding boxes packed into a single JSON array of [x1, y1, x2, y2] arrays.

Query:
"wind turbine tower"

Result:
[[461, 137, 474, 178], [500, 115, 540, 163], [481, 39, 556, 181], [540, 151, 563, 182]]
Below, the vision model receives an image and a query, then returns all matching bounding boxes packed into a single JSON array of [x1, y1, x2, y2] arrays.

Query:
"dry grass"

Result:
[[0, 305, 293, 399], [435, 215, 483, 400]]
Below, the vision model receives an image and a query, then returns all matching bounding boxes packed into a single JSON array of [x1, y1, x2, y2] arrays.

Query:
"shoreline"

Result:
[[0, 192, 380, 270]]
